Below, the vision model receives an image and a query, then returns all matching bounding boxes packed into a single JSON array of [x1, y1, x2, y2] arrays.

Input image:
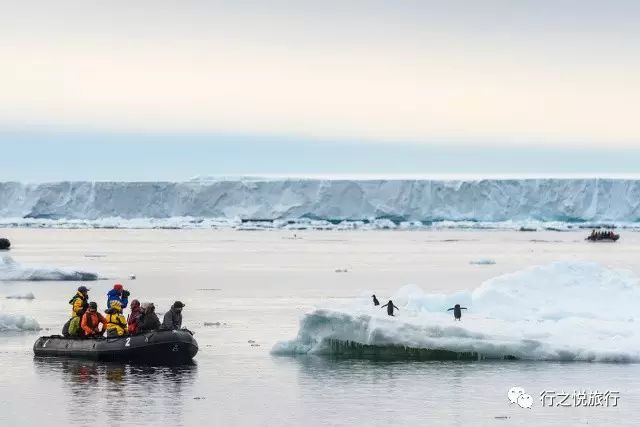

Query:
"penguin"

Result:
[[381, 300, 399, 316], [447, 304, 467, 320], [372, 294, 380, 306]]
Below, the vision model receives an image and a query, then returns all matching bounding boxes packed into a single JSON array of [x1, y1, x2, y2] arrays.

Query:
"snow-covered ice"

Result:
[[273, 262, 640, 362]]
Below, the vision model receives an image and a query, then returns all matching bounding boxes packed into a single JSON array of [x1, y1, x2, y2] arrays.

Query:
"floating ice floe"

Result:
[[6, 292, 35, 300], [273, 262, 640, 362], [0, 314, 40, 331], [470, 259, 496, 265], [204, 322, 227, 327], [0, 255, 98, 281]]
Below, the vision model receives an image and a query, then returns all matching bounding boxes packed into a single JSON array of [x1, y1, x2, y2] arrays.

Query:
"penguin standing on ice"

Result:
[[447, 304, 467, 320], [381, 300, 399, 316], [372, 294, 380, 306]]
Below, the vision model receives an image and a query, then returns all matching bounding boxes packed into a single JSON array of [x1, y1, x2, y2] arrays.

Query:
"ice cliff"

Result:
[[0, 178, 638, 227]]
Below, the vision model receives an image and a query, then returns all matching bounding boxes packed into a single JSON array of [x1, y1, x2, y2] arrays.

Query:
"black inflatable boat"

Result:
[[33, 329, 198, 364], [0, 238, 10, 250], [586, 233, 620, 242]]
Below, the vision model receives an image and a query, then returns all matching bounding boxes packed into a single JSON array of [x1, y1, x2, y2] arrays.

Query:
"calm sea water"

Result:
[[1, 229, 639, 426]]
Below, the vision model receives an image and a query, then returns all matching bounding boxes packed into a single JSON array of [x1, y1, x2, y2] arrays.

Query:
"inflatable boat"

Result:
[[33, 329, 198, 364], [0, 238, 10, 250], [586, 233, 620, 242]]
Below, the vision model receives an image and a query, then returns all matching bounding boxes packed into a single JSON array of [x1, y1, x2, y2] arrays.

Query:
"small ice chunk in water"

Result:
[[470, 259, 496, 265]]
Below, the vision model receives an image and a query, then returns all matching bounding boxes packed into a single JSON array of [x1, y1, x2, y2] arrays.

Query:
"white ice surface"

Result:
[[273, 262, 640, 362]]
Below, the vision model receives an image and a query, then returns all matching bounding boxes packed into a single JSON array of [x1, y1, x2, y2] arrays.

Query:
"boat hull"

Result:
[[33, 329, 198, 364]]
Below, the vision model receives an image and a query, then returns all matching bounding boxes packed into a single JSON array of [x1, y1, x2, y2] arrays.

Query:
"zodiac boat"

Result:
[[33, 329, 198, 364]]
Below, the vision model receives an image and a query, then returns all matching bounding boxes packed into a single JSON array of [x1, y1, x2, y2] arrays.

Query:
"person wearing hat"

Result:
[[162, 301, 185, 330], [138, 302, 161, 332], [105, 300, 128, 337], [69, 285, 90, 318], [106, 283, 130, 311], [81, 301, 106, 337]]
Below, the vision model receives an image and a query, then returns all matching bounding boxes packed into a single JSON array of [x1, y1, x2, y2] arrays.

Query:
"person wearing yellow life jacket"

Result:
[[69, 286, 90, 318], [62, 286, 90, 336], [105, 300, 128, 337]]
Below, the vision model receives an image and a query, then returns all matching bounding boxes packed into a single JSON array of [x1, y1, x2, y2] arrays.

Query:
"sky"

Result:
[[1, 1, 639, 180]]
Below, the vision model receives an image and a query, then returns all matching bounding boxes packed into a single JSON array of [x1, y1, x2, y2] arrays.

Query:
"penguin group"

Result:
[[372, 294, 468, 320]]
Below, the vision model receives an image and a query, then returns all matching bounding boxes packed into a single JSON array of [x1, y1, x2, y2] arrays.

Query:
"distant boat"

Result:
[[586, 232, 620, 242]]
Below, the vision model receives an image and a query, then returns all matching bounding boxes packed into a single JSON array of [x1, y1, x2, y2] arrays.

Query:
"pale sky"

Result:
[[1, 1, 639, 180]]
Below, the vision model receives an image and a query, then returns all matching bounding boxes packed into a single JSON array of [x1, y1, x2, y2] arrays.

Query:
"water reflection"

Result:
[[33, 358, 197, 426]]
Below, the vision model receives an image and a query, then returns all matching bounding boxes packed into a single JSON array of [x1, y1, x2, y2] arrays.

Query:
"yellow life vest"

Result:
[[69, 292, 88, 318], [105, 312, 128, 336]]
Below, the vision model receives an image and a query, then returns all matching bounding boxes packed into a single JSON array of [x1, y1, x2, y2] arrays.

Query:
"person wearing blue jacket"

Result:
[[106, 283, 130, 310]]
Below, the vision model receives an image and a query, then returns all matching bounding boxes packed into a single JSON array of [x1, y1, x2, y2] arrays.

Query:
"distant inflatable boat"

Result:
[[586, 233, 620, 242], [33, 329, 198, 364], [0, 238, 10, 250]]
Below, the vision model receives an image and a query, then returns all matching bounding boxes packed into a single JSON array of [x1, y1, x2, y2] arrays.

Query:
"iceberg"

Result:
[[0, 178, 638, 229], [6, 292, 35, 300], [273, 262, 640, 362], [0, 255, 98, 281]]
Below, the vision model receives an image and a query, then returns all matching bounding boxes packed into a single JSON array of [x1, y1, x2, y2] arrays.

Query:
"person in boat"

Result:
[[62, 286, 90, 336], [381, 300, 399, 316], [162, 301, 185, 330], [69, 286, 90, 318], [106, 283, 130, 311], [447, 304, 468, 320], [105, 300, 128, 337], [81, 302, 106, 337], [138, 302, 161, 332], [127, 299, 143, 335], [372, 294, 380, 306]]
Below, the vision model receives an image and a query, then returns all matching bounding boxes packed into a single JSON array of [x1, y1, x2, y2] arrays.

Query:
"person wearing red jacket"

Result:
[[127, 299, 143, 335], [81, 302, 106, 337]]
